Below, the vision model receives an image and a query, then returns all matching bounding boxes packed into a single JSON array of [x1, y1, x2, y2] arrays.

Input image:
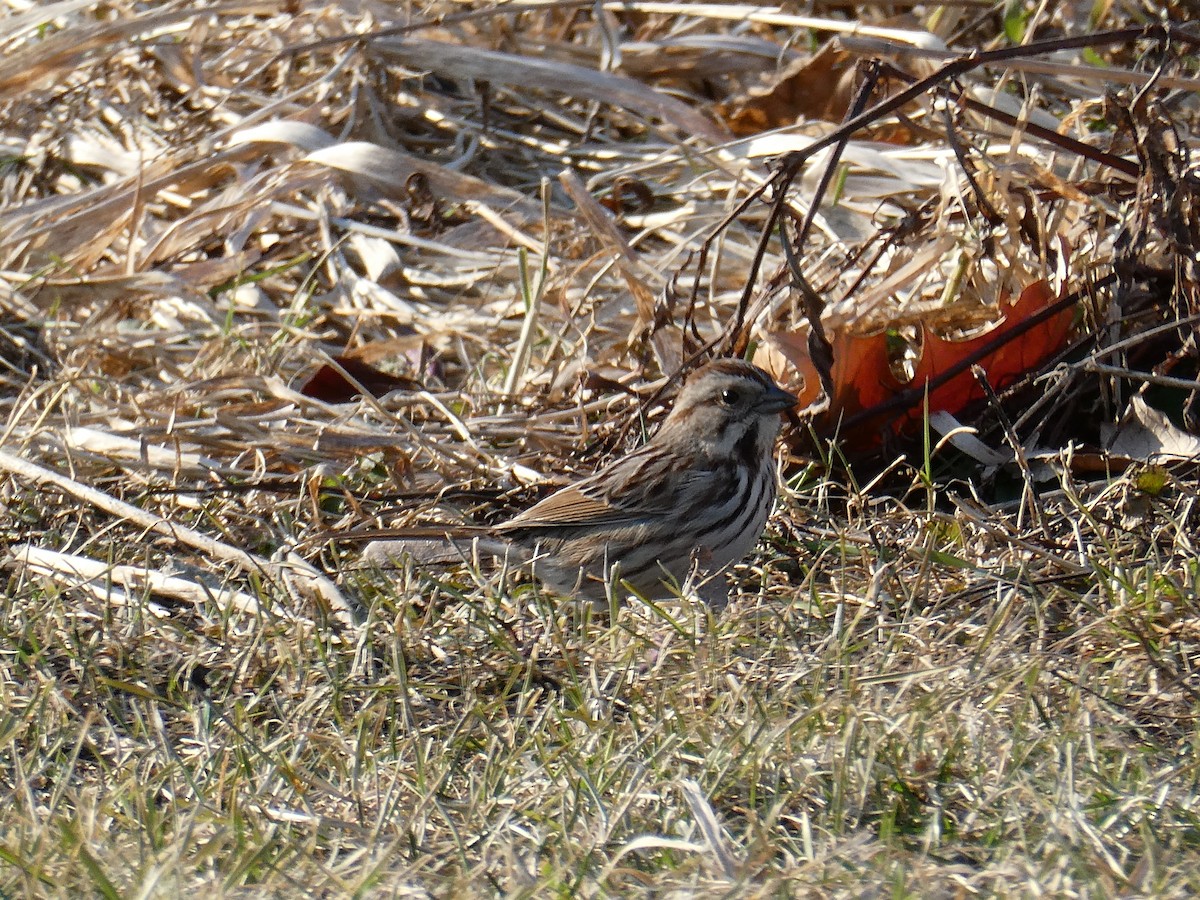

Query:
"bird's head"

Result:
[[656, 358, 797, 458]]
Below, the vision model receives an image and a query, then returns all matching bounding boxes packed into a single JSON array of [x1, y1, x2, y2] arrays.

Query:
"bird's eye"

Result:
[[720, 388, 739, 405]]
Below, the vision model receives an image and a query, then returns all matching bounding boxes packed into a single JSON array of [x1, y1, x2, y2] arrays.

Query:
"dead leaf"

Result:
[[1108, 395, 1200, 461], [717, 44, 857, 135], [300, 356, 422, 404], [763, 279, 1074, 451]]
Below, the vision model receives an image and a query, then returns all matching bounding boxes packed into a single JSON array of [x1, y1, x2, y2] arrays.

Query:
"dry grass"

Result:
[[1, 1, 1199, 897]]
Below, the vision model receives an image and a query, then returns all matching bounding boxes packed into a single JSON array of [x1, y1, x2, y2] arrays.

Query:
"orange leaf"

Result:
[[763, 278, 1074, 452], [914, 279, 1072, 420]]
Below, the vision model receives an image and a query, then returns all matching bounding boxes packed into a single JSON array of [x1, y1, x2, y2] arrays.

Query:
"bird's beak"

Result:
[[757, 383, 798, 414]]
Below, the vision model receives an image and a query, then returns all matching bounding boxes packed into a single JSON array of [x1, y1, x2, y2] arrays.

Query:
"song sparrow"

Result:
[[364, 358, 796, 602]]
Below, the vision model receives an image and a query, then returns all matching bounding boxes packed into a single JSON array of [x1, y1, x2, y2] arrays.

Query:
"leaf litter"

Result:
[[0, 1, 1199, 895]]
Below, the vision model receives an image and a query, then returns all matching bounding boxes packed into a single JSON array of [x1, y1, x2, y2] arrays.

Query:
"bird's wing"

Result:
[[496, 450, 709, 533], [496, 484, 642, 531]]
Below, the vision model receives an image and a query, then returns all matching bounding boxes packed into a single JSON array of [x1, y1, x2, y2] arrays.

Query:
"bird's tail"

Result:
[[357, 532, 517, 568]]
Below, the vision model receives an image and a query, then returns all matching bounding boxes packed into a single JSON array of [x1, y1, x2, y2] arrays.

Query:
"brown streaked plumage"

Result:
[[365, 358, 797, 603]]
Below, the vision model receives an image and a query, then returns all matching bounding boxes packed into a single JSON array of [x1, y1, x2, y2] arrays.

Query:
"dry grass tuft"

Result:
[[1, 1, 1199, 896]]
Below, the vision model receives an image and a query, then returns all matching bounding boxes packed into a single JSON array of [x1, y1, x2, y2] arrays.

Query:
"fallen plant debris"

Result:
[[763, 278, 1076, 449], [682, 22, 1200, 465], [0, 2, 1198, 896]]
